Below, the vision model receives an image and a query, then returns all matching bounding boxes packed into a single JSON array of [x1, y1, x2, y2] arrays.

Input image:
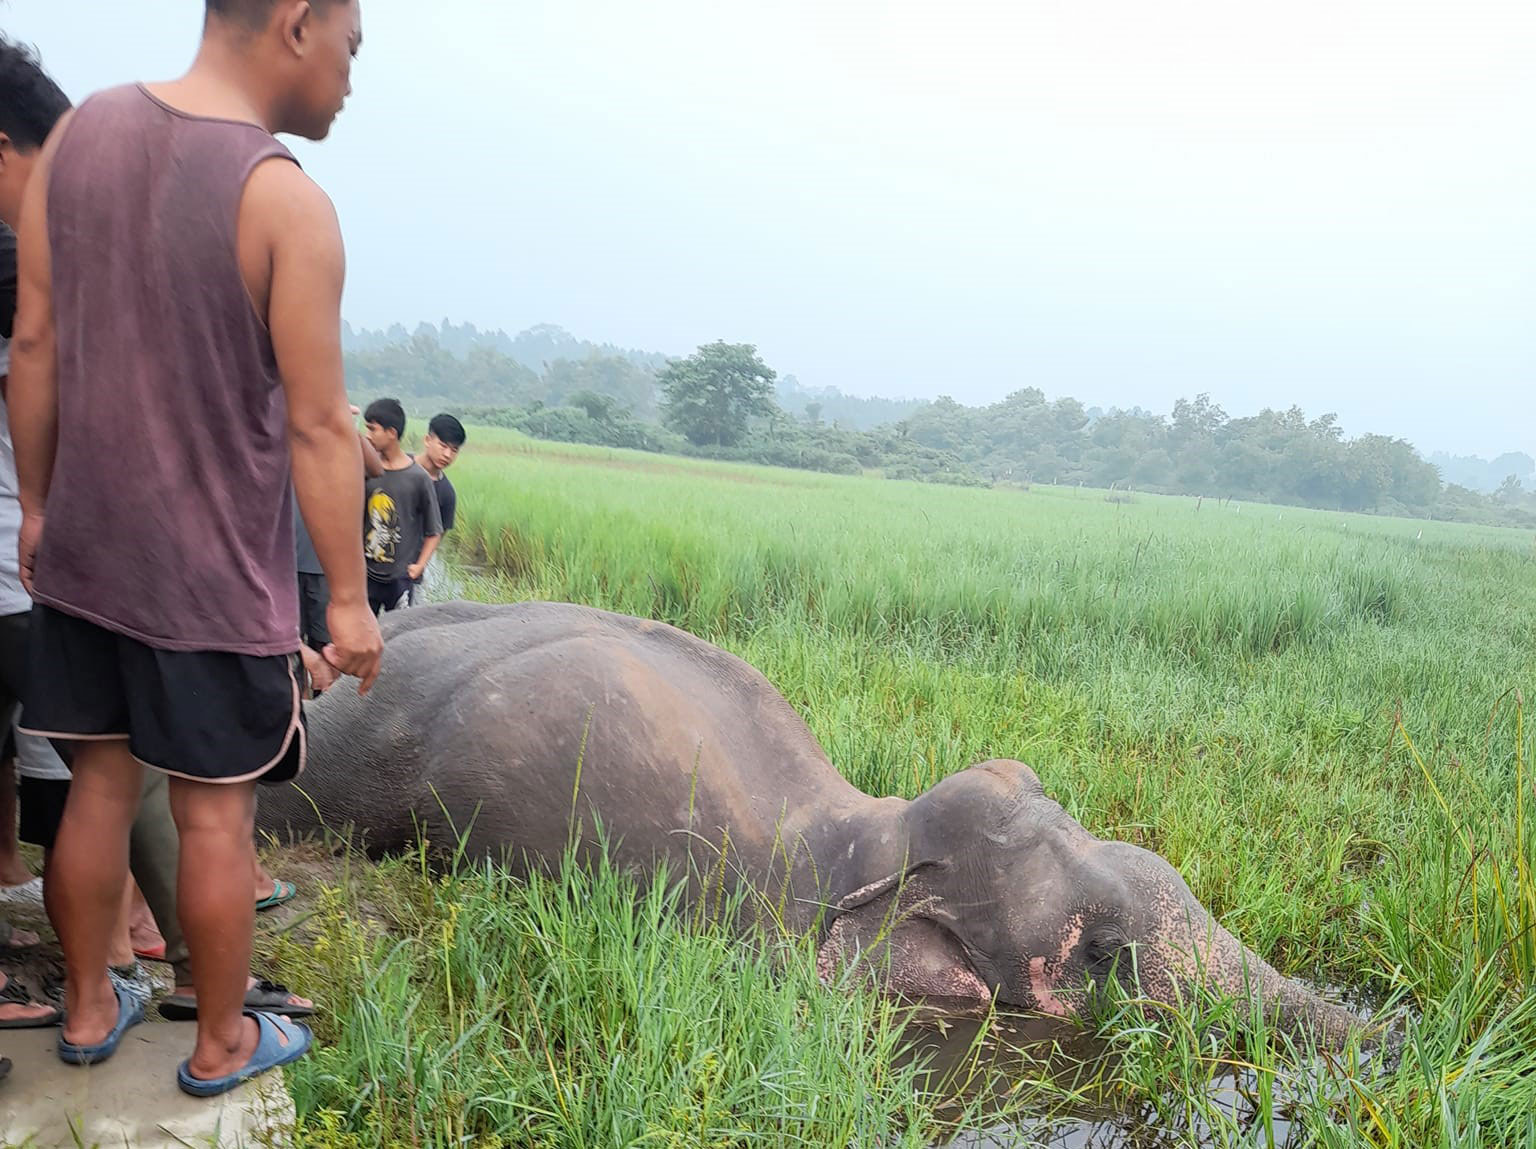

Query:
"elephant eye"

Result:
[[1084, 932, 1129, 974]]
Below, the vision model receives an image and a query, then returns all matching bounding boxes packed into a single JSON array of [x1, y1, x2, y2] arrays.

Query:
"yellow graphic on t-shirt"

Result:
[[365, 489, 401, 565]]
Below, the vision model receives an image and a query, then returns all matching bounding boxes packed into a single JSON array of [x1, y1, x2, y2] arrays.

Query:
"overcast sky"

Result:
[[3, 0, 1531, 458]]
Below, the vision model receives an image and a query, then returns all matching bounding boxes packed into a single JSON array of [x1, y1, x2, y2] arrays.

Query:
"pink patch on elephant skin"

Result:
[[1027, 956, 1073, 1017], [1022, 916, 1086, 1018]]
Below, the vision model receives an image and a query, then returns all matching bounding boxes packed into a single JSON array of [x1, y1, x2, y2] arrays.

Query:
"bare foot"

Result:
[[57, 975, 117, 1047], [1, 923, 40, 950], [0, 859, 34, 888], [0, 970, 59, 1026], [129, 918, 166, 955], [185, 1014, 264, 1082], [128, 885, 166, 955]]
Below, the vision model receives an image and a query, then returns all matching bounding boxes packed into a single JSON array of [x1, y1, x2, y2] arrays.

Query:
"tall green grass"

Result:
[[267, 430, 1535, 1146], [270, 841, 1048, 1148]]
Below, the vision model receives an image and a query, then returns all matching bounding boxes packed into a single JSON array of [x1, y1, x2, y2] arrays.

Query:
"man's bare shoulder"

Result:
[[244, 159, 341, 248]]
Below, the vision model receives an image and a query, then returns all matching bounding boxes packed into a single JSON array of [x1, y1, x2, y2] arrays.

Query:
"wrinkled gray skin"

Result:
[[261, 601, 1371, 1048]]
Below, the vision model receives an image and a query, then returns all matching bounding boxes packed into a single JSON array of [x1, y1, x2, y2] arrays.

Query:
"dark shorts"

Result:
[[18, 776, 68, 850], [20, 604, 306, 785], [0, 608, 31, 724], [368, 577, 411, 616], [298, 572, 330, 651]]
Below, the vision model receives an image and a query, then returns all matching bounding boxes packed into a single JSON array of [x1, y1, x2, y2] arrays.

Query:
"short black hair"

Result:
[[205, 0, 341, 30], [428, 414, 467, 448], [0, 38, 71, 152], [364, 398, 406, 438]]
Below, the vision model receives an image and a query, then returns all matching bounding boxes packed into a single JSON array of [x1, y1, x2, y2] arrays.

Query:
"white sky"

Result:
[[3, 0, 1531, 457]]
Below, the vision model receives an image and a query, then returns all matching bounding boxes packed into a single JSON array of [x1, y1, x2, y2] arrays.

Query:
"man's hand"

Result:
[[406, 562, 424, 581], [298, 644, 340, 697], [17, 512, 43, 596], [322, 598, 382, 695]]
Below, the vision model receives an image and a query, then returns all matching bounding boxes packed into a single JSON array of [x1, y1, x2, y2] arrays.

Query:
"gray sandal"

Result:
[[158, 979, 315, 1021]]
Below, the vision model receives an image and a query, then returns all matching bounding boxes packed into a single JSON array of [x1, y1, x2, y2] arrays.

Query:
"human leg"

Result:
[[128, 880, 165, 959], [367, 576, 411, 616], [298, 572, 331, 652], [128, 767, 190, 983], [168, 776, 264, 1080], [34, 609, 312, 1074], [123, 735, 313, 1017], [0, 750, 31, 888], [44, 739, 142, 1047], [106, 875, 136, 968], [0, 615, 35, 889], [0, 728, 39, 949]]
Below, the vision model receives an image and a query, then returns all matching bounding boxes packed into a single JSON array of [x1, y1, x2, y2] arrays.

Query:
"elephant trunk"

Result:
[[1196, 920, 1377, 1052], [1122, 845, 1380, 1053]]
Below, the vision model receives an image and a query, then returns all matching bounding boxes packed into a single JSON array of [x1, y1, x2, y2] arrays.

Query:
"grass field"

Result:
[[266, 429, 1536, 1148]]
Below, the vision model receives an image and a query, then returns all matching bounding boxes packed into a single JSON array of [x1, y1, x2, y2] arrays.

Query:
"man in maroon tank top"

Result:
[[8, 0, 380, 1094]]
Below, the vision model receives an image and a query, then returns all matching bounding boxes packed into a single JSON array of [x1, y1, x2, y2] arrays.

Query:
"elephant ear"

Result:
[[815, 864, 991, 1014]]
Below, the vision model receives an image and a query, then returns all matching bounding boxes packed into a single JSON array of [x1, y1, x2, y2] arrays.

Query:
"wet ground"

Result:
[[908, 1011, 1318, 1149]]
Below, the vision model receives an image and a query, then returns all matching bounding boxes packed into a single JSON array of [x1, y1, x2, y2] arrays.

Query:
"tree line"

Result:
[[343, 322, 1535, 528]]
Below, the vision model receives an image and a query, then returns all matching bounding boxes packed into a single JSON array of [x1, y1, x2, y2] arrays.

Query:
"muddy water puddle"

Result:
[[907, 1014, 1309, 1149], [910, 977, 1405, 1147]]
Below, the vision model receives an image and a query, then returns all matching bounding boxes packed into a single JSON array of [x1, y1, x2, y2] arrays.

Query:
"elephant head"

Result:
[[818, 759, 1373, 1050]]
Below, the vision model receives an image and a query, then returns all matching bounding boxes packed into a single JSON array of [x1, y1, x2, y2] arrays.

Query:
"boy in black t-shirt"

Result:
[[362, 399, 442, 615], [419, 413, 464, 530], [407, 413, 466, 605]]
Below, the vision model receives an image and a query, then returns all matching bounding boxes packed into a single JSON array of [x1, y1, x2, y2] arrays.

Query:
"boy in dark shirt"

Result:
[[406, 413, 465, 605], [418, 413, 465, 530], [362, 398, 442, 614]]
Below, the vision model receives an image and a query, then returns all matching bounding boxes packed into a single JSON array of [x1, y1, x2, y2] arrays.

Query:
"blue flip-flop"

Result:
[[57, 983, 145, 1066], [254, 879, 297, 913], [176, 1010, 312, 1098]]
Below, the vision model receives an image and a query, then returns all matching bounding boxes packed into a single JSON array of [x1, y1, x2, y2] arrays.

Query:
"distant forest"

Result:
[[342, 321, 1536, 529]]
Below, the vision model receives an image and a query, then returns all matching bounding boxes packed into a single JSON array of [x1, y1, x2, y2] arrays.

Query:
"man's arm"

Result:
[[408, 534, 439, 581], [348, 405, 384, 478], [357, 430, 384, 477], [406, 470, 443, 581], [360, 434, 384, 477], [256, 161, 381, 692], [8, 113, 71, 592]]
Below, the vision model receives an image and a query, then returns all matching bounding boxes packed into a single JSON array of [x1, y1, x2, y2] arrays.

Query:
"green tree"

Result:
[[543, 354, 659, 420], [566, 389, 619, 424], [659, 341, 778, 447]]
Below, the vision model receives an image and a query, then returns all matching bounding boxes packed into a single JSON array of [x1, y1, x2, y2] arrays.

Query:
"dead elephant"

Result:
[[259, 601, 1380, 1048]]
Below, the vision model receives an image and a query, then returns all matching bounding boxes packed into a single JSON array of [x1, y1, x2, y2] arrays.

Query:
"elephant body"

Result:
[[260, 601, 1368, 1044]]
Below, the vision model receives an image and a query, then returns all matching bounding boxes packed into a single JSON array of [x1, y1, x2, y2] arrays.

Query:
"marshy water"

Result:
[[910, 985, 1396, 1149]]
